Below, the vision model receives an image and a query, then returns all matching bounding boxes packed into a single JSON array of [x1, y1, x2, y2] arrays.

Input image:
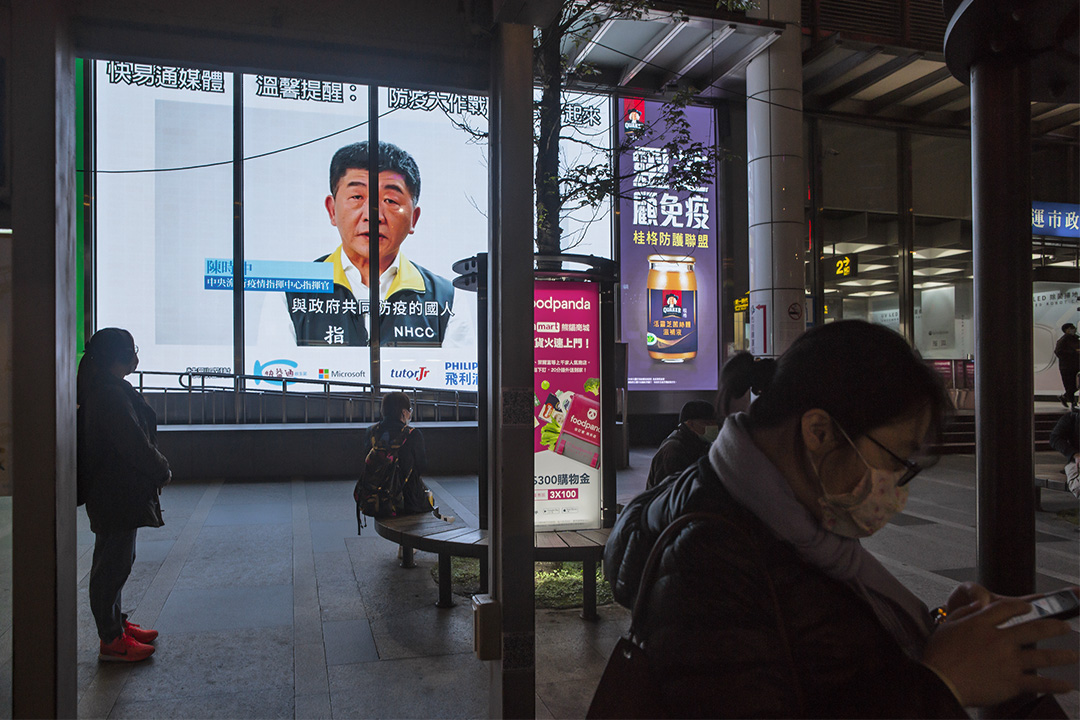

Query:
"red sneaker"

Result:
[[99, 632, 155, 662], [124, 620, 158, 644]]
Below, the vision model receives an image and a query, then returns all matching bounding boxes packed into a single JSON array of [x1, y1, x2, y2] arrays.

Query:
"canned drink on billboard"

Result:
[[646, 255, 697, 362]]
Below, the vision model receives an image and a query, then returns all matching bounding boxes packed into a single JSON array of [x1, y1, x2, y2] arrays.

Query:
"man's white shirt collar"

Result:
[[342, 250, 401, 300]]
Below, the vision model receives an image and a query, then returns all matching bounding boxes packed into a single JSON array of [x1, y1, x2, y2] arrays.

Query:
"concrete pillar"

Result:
[[971, 54, 1034, 596], [487, 21, 536, 719], [745, 0, 804, 357], [10, 1, 79, 715]]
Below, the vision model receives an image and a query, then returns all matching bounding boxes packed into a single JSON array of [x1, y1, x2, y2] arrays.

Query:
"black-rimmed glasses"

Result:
[[863, 433, 925, 487]]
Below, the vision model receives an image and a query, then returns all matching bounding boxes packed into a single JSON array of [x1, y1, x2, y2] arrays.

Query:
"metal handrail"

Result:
[[129, 370, 478, 426]]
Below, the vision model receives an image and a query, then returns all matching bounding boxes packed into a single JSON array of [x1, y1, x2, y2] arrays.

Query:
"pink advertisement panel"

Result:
[[533, 280, 603, 530]]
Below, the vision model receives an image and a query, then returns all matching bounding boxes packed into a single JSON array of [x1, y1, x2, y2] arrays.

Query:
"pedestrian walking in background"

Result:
[[1054, 322, 1079, 408], [77, 328, 171, 662], [1049, 408, 1080, 497]]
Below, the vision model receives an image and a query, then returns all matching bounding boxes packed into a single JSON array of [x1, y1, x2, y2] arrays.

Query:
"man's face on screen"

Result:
[[326, 168, 421, 269]]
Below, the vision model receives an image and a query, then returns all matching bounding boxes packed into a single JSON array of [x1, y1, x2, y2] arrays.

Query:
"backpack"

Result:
[[353, 425, 413, 532]]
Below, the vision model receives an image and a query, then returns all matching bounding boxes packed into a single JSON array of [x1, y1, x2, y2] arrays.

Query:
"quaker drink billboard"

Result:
[[533, 280, 603, 531], [618, 98, 719, 391]]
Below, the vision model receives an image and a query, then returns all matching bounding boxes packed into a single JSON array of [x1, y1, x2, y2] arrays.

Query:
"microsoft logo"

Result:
[[319, 368, 330, 379]]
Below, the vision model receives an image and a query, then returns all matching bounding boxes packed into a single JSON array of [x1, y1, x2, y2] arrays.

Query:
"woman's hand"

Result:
[[922, 598, 1078, 707], [944, 581, 997, 615]]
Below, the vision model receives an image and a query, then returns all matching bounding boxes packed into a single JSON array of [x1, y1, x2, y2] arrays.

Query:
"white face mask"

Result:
[[813, 427, 910, 538], [703, 424, 720, 443]]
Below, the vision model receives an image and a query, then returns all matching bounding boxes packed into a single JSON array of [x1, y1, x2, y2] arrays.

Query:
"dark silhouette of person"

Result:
[[77, 328, 170, 662], [1054, 322, 1079, 408], [645, 400, 718, 489]]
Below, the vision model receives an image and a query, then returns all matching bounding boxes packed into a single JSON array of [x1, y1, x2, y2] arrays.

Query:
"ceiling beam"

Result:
[[865, 66, 952, 113], [660, 24, 736, 85], [801, 35, 844, 69], [698, 30, 782, 92], [565, 13, 617, 72], [1029, 102, 1058, 119], [619, 20, 687, 86], [911, 85, 968, 117], [815, 52, 922, 109], [1032, 107, 1080, 136], [803, 46, 882, 95]]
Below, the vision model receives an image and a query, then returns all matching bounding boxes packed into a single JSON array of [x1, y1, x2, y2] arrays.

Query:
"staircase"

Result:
[[935, 412, 1062, 454]]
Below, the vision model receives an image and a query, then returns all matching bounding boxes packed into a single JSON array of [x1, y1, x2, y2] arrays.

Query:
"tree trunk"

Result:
[[535, 23, 562, 261]]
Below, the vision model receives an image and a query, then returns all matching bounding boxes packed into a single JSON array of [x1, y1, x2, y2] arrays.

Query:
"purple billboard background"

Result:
[[618, 99, 719, 390]]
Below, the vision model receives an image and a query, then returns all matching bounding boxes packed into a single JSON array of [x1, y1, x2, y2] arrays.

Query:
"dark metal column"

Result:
[[487, 21, 536, 719], [896, 129, 914, 344], [971, 54, 1034, 596], [232, 74, 245, 418], [10, 1, 78, 715], [368, 85, 381, 392], [807, 118, 824, 327]]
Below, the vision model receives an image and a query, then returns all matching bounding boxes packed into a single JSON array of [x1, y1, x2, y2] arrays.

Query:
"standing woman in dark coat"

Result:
[[77, 328, 171, 662]]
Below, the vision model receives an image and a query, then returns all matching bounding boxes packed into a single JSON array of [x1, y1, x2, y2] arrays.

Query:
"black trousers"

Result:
[[1061, 366, 1078, 403], [89, 528, 137, 643]]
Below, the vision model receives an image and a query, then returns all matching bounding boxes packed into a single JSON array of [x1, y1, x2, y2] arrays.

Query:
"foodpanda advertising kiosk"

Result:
[[454, 253, 618, 532]]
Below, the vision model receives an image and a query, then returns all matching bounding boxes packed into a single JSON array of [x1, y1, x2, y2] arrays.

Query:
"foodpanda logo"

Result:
[[587, 408, 598, 421], [389, 367, 430, 382]]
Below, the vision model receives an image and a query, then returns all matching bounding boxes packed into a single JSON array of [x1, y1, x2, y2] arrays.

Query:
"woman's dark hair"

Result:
[[380, 391, 412, 421], [77, 327, 136, 403], [718, 320, 950, 439]]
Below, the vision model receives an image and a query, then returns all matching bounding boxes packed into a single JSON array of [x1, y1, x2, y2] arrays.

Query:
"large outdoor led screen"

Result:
[[93, 61, 614, 392], [239, 80, 487, 390]]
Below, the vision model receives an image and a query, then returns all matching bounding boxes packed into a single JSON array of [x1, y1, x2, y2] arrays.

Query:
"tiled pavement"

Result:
[[71, 449, 1078, 719]]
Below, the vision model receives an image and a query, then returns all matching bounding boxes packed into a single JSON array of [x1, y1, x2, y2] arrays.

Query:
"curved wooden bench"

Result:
[[1034, 463, 1076, 510], [374, 513, 611, 619]]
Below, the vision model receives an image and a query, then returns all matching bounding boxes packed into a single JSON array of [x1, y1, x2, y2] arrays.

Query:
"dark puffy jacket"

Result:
[[645, 423, 711, 490], [79, 375, 169, 534], [605, 457, 967, 718], [1049, 410, 1079, 459]]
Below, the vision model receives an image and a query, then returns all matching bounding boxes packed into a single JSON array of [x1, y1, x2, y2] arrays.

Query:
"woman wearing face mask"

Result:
[[645, 400, 720, 490], [603, 320, 1077, 718], [77, 328, 171, 663]]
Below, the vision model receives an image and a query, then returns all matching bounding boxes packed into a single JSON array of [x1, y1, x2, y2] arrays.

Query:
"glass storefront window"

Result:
[[911, 135, 973, 360], [815, 123, 899, 325]]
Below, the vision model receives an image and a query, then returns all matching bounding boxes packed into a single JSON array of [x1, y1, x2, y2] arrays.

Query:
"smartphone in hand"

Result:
[[998, 588, 1080, 629]]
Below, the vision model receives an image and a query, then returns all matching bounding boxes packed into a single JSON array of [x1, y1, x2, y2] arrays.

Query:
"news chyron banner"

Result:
[[618, 99, 719, 391], [533, 281, 603, 531]]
